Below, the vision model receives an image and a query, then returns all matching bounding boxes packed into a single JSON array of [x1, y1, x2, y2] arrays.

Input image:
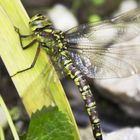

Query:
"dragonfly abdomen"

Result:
[[60, 50, 102, 140]]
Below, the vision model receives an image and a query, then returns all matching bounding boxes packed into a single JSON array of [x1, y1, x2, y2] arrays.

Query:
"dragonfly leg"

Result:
[[14, 26, 35, 49], [14, 26, 32, 37], [11, 45, 41, 77]]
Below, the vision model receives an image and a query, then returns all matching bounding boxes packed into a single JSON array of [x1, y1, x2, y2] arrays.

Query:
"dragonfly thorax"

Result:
[[35, 28, 67, 54], [29, 14, 67, 54]]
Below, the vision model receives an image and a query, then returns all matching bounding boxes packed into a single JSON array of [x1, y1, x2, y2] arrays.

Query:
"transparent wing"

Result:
[[112, 8, 140, 23], [65, 8, 140, 46], [68, 42, 140, 79], [22, 63, 56, 108], [64, 8, 140, 79]]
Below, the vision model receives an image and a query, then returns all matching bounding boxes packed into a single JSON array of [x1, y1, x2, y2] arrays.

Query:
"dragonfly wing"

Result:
[[65, 22, 140, 46], [68, 43, 140, 79], [112, 8, 140, 23], [65, 8, 140, 45], [65, 8, 140, 79]]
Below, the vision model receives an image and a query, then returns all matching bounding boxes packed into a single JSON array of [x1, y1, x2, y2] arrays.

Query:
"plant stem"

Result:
[[0, 95, 19, 140], [0, 126, 5, 140]]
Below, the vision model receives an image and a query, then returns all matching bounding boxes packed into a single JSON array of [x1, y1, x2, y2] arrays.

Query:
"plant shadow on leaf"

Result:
[[22, 61, 56, 113]]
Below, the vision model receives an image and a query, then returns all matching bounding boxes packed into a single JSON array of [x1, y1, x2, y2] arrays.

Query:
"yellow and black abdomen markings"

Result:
[[60, 51, 102, 140]]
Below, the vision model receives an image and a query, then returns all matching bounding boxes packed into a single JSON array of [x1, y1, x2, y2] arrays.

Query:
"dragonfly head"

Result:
[[29, 14, 52, 32]]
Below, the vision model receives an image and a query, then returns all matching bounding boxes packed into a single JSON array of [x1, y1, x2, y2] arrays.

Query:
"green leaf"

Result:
[[0, 0, 80, 140], [25, 106, 74, 140]]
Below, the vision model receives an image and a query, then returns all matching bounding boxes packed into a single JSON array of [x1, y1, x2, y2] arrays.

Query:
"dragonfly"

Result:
[[12, 8, 140, 140]]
